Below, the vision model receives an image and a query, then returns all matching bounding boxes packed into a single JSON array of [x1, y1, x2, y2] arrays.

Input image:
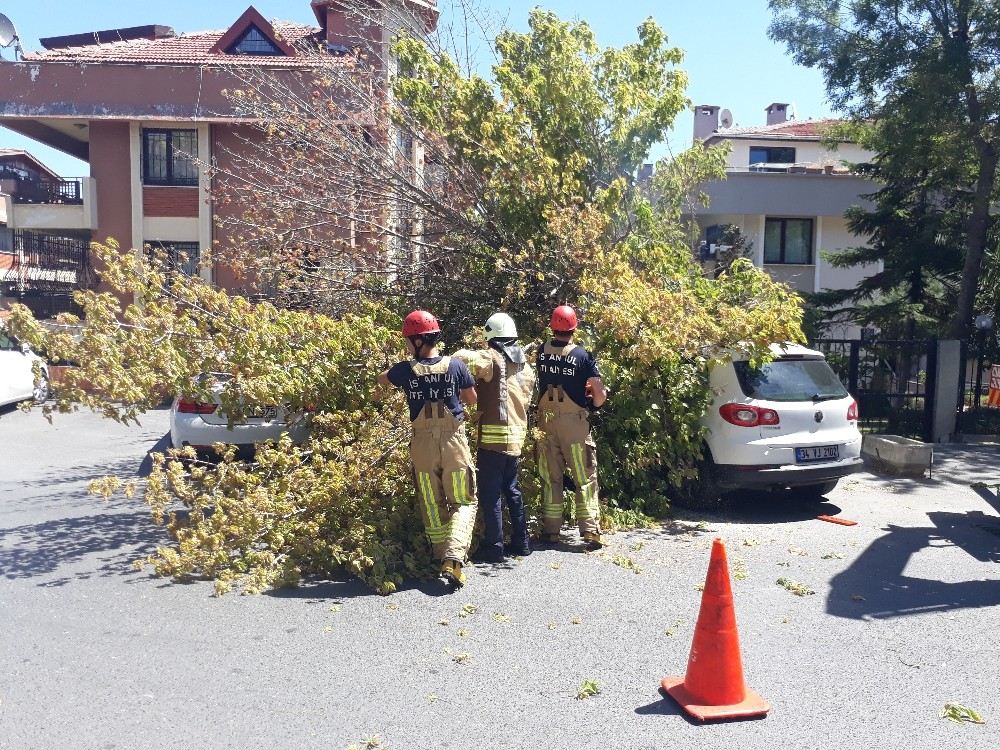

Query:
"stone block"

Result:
[[861, 434, 933, 477]]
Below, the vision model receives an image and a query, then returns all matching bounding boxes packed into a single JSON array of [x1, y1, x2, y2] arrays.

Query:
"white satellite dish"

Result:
[[787, 102, 798, 121], [720, 108, 734, 129], [0, 13, 24, 59]]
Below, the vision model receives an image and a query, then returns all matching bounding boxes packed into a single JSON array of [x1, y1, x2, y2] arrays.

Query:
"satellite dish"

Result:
[[720, 108, 734, 129], [0, 14, 16, 46], [788, 102, 798, 121], [0, 13, 23, 59]]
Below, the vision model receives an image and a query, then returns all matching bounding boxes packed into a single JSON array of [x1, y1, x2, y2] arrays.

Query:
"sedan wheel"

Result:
[[32, 374, 50, 404]]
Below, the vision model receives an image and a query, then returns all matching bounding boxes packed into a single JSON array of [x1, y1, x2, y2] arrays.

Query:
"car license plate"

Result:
[[795, 445, 840, 463], [250, 406, 278, 421]]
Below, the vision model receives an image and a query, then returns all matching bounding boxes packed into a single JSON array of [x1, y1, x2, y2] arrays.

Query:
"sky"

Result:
[[0, 0, 836, 176]]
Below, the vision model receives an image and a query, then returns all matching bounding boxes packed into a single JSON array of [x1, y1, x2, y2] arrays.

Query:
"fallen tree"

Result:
[[6, 6, 803, 594]]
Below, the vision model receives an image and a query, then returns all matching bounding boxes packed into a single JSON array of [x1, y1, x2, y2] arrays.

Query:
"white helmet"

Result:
[[485, 312, 518, 340]]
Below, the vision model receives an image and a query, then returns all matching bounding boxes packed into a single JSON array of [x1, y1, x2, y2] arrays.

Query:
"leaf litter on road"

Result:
[[776, 577, 815, 596], [576, 679, 601, 700], [940, 703, 985, 724]]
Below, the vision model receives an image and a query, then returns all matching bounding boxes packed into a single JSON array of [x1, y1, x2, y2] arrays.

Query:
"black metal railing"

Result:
[[811, 338, 937, 441], [956, 339, 1000, 435], [4, 177, 84, 205], [1, 230, 88, 319], [11, 230, 88, 271]]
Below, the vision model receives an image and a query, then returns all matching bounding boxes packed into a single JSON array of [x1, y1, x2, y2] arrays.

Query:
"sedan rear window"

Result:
[[733, 358, 848, 402]]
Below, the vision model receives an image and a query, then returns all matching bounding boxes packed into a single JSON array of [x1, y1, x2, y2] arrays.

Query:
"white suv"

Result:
[[685, 343, 862, 506]]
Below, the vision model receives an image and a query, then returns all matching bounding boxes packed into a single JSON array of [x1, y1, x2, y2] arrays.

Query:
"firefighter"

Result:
[[535, 305, 608, 549], [378, 310, 478, 588], [453, 312, 536, 563]]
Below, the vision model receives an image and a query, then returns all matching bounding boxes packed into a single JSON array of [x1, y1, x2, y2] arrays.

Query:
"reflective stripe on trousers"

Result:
[[410, 402, 478, 562], [536, 386, 600, 536]]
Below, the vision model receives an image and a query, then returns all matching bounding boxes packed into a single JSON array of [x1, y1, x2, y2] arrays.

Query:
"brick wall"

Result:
[[143, 186, 199, 217]]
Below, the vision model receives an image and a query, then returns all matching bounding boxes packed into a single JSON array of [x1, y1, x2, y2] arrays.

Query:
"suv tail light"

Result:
[[847, 399, 859, 422], [177, 398, 217, 415], [720, 403, 780, 427]]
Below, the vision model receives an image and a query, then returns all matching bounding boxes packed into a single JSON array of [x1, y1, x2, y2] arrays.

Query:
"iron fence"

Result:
[[811, 338, 937, 441], [10, 230, 87, 272], [957, 339, 1000, 435], [1, 230, 88, 319]]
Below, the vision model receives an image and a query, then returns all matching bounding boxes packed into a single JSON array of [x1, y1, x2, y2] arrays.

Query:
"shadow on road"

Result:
[[266, 577, 374, 602], [634, 689, 768, 725], [634, 694, 701, 726], [18, 434, 170, 491], [827, 510, 1000, 620], [267, 571, 478, 601], [689, 491, 844, 525], [0, 509, 163, 583]]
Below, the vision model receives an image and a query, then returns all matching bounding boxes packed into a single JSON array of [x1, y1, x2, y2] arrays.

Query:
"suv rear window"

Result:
[[733, 358, 848, 402]]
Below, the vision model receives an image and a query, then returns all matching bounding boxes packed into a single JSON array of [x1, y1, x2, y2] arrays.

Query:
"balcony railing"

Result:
[[1, 230, 88, 285], [1, 176, 84, 205]]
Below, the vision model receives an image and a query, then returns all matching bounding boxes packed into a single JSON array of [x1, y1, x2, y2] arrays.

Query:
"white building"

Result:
[[693, 103, 878, 336]]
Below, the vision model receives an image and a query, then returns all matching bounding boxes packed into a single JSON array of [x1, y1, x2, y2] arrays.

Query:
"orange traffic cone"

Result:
[[660, 538, 769, 721]]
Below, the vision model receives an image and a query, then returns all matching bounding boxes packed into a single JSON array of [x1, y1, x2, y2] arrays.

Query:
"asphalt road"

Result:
[[1, 406, 998, 749]]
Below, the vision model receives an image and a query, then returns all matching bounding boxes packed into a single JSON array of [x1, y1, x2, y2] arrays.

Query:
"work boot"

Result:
[[582, 532, 604, 550], [538, 532, 561, 546], [472, 549, 507, 565], [440, 560, 466, 589], [505, 541, 532, 557]]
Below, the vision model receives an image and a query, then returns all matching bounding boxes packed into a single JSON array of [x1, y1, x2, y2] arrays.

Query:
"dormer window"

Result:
[[227, 24, 282, 55]]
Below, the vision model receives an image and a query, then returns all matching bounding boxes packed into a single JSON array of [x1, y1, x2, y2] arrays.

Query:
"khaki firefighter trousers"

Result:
[[410, 403, 477, 563], [536, 389, 601, 536]]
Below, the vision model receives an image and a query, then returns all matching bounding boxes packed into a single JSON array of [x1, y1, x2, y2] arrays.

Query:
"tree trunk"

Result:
[[950, 145, 997, 339]]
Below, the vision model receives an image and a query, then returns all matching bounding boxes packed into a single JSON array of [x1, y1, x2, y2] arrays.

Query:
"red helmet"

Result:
[[402, 310, 441, 337], [550, 305, 578, 332]]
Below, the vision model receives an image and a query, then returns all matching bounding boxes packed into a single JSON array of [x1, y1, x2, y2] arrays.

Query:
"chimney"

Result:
[[693, 105, 721, 142], [766, 102, 790, 125]]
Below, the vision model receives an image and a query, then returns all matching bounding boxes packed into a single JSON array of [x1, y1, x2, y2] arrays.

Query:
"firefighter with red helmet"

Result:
[[378, 310, 478, 588], [535, 305, 608, 549]]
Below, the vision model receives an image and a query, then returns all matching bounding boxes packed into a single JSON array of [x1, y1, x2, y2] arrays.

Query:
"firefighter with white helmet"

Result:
[[453, 312, 536, 562], [378, 310, 478, 588], [535, 305, 608, 549]]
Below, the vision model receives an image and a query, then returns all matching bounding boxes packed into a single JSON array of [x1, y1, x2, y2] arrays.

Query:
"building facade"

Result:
[[692, 103, 879, 336], [0, 149, 92, 315], [0, 2, 436, 313]]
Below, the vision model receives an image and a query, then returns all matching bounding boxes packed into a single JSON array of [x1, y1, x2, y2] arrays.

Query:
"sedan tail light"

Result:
[[177, 398, 217, 415], [847, 399, 859, 422], [720, 403, 780, 427]]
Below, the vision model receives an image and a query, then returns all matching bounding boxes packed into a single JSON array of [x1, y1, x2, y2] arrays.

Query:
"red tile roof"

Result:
[[0, 149, 62, 179], [24, 22, 325, 67], [712, 118, 842, 139]]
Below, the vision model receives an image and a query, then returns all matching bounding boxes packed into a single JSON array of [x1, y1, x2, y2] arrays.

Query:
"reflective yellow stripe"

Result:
[[538, 449, 557, 515], [451, 470, 470, 506], [571, 444, 598, 520], [571, 443, 587, 486], [419, 472, 442, 530]]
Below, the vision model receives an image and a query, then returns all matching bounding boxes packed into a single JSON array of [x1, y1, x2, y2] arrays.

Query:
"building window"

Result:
[[227, 25, 282, 55], [764, 218, 813, 264], [148, 241, 201, 276], [0, 227, 13, 254], [750, 146, 796, 166], [142, 129, 199, 186]]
